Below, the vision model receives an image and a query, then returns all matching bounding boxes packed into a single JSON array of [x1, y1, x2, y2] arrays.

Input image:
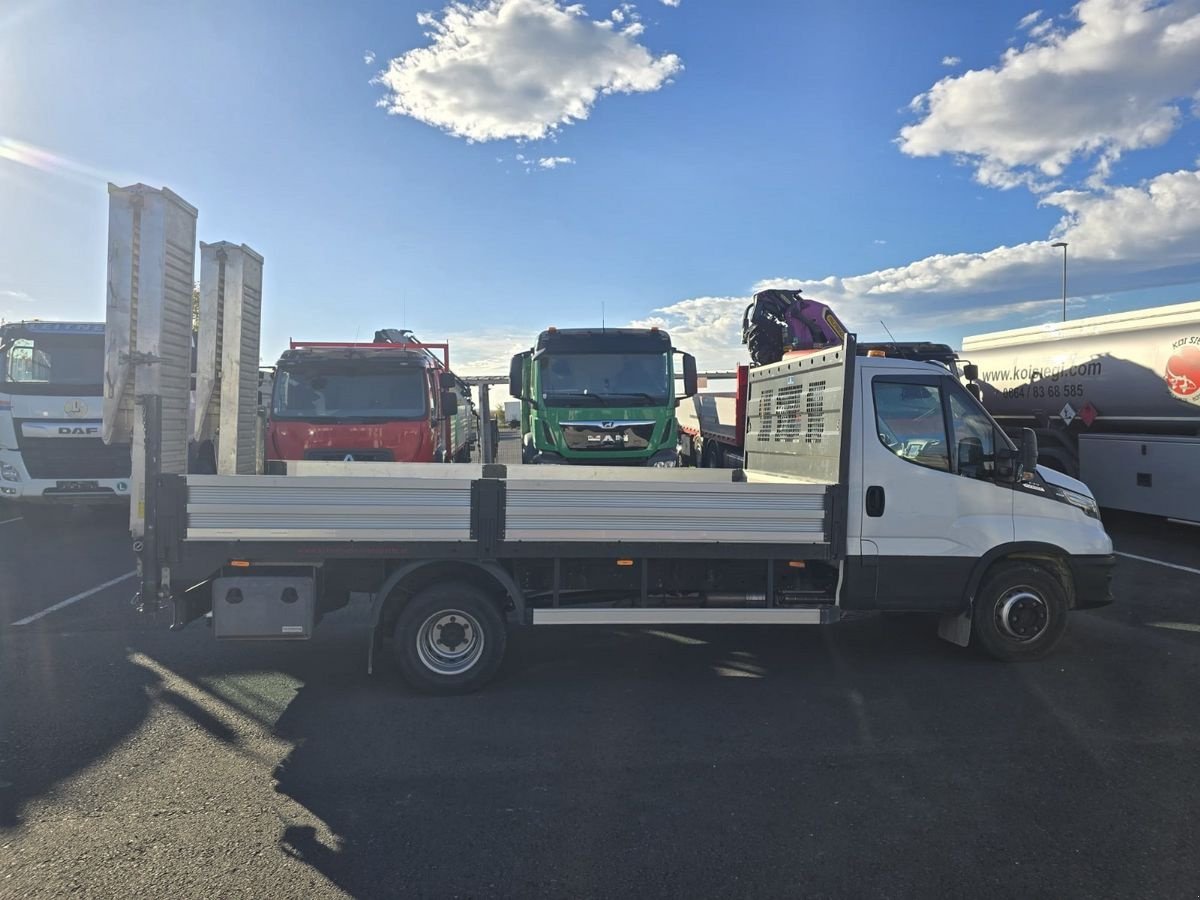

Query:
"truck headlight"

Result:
[[1059, 488, 1100, 519], [646, 450, 679, 468], [1, 463, 20, 482]]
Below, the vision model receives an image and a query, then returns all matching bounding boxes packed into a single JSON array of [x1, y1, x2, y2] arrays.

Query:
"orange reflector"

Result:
[[616, 559, 634, 567], [867, 349, 886, 357], [230, 560, 251, 568], [788, 560, 807, 569], [547, 326, 557, 333]]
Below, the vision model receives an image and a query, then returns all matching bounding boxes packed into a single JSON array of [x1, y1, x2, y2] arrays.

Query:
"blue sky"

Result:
[[2, 0, 1200, 371]]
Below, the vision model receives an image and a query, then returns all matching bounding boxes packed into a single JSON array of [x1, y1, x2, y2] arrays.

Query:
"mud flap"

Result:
[[938, 608, 972, 647]]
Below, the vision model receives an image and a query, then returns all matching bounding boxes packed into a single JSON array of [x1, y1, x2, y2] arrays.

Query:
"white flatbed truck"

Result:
[[136, 335, 1115, 692]]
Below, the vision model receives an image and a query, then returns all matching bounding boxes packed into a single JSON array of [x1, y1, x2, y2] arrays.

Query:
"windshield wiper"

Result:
[[544, 391, 606, 405]]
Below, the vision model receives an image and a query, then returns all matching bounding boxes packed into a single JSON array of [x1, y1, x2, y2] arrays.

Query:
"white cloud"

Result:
[[375, 0, 682, 142], [1017, 9, 1043, 29], [940, 55, 961, 66], [899, 0, 1200, 190], [1028, 18, 1054, 38], [629, 166, 1200, 368], [0, 289, 34, 302], [629, 296, 748, 369], [873, 239, 887, 245], [441, 330, 532, 377], [364, 50, 376, 65], [661, 0, 681, 6], [537, 155, 575, 168]]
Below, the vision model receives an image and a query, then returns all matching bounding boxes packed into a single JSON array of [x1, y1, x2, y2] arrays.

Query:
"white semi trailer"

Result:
[[961, 301, 1200, 522]]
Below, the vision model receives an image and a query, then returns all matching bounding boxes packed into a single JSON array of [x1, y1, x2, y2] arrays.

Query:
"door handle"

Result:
[[865, 485, 885, 517]]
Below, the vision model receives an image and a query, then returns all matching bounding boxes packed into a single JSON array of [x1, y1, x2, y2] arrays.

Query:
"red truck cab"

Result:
[[266, 339, 475, 465]]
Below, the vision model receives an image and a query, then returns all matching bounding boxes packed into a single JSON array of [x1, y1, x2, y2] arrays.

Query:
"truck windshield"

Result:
[[540, 352, 669, 406], [273, 367, 428, 421], [0, 333, 104, 387]]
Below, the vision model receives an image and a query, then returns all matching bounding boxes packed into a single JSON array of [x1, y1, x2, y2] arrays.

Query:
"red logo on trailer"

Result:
[[1165, 338, 1200, 405]]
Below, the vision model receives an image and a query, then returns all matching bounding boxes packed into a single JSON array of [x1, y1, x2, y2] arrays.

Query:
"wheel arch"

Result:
[[964, 542, 1076, 611], [366, 559, 525, 674]]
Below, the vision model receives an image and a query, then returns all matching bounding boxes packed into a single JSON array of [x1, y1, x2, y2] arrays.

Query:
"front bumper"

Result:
[[1069, 554, 1116, 609], [526, 447, 680, 467]]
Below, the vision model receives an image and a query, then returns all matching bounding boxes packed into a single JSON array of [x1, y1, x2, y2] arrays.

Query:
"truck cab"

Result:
[[0, 321, 131, 515], [267, 342, 473, 465], [509, 327, 698, 466]]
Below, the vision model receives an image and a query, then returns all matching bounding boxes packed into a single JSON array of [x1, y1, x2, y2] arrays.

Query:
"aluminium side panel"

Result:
[[184, 474, 474, 541], [503, 477, 829, 544]]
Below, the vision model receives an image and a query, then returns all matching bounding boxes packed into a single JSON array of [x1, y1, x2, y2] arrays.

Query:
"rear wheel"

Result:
[[971, 561, 1068, 661], [701, 440, 725, 469], [392, 582, 507, 693]]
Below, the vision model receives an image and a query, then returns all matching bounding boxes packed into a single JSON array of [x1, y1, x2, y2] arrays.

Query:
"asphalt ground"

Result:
[[1, 450, 1198, 898]]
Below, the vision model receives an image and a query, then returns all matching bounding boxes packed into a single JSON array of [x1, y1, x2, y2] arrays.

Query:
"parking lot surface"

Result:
[[1, 479, 1198, 898]]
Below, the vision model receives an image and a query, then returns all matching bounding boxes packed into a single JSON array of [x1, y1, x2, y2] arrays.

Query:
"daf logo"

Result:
[[64, 399, 89, 418], [58, 426, 99, 436]]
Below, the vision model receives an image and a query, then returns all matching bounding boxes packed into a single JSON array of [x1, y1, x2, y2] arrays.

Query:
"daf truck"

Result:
[[508, 327, 698, 466], [0, 321, 131, 523], [961, 301, 1200, 522]]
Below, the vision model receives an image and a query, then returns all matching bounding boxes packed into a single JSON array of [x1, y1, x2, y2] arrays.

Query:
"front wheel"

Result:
[[392, 582, 507, 693], [971, 561, 1068, 661]]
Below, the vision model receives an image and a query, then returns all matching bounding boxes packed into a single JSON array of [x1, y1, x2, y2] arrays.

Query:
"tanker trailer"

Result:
[[961, 301, 1200, 522]]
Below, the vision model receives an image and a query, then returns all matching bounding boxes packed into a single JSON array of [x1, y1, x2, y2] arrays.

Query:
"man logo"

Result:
[[600, 421, 615, 429], [64, 399, 89, 418]]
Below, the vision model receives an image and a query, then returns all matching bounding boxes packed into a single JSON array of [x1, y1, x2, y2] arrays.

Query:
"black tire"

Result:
[[745, 321, 783, 366], [701, 440, 724, 469], [392, 582, 507, 694], [971, 561, 1068, 662]]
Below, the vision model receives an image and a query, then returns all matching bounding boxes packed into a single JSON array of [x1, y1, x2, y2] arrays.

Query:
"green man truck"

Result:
[[508, 327, 698, 466]]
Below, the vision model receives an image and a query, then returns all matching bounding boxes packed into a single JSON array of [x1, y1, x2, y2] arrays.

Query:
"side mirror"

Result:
[[957, 437, 983, 476], [966, 382, 982, 401], [962, 363, 979, 382], [681, 352, 698, 397], [441, 391, 459, 416], [1020, 427, 1038, 476], [509, 353, 526, 399], [439, 371, 455, 389]]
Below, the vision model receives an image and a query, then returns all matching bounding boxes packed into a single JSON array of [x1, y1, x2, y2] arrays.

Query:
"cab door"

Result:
[[845, 367, 1013, 609]]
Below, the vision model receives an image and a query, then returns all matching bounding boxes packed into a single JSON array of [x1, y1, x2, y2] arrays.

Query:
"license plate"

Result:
[[55, 480, 100, 492]]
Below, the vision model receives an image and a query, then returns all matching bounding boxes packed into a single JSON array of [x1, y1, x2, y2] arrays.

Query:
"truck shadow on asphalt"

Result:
[[0, 635, 158, 828], [260, 609, 1200, 898]]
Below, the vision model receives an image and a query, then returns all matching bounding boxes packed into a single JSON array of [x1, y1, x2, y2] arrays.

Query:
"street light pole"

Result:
[[1051, 241, 1068, 321]]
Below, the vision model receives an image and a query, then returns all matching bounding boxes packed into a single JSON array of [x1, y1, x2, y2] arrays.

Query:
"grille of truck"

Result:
[[560, 422, 655, 451], [17, 437, 132, 479], [303, 449, 395, 462]]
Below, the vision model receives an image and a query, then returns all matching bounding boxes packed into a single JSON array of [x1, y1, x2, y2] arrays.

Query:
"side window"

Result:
[[872, 380, 949, 472], [947, 389, 996, 479]]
